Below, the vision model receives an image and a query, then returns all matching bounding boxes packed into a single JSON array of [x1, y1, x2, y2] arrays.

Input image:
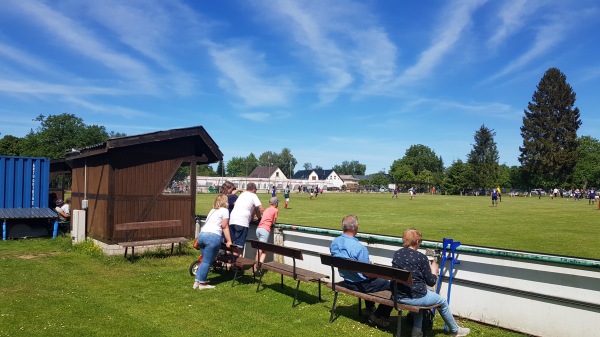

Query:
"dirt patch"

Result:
[[16, 252, 62, 259]]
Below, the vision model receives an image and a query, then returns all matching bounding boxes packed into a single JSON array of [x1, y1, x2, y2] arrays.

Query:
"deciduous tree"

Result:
[[441, 160, 475, 195], [332, 160, 366, 175], [573, 136, 600, 188]]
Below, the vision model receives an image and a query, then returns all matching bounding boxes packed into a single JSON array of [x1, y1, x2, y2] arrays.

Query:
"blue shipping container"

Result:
[[0, 156, 50, 209]]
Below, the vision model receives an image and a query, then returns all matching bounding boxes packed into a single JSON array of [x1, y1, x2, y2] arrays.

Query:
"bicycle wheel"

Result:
[[189, 260, 200, 277]]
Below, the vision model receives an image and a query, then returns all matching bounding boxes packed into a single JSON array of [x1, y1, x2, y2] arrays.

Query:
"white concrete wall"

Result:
[[261, 227, 600, 337]]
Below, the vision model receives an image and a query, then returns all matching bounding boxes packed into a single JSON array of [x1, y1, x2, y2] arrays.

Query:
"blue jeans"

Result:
[[399, 289, 459, 332], [195, 232, 222, 283]]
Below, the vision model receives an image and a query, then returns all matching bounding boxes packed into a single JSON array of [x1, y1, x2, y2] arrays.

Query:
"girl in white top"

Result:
[[193, 194, 233, 290]]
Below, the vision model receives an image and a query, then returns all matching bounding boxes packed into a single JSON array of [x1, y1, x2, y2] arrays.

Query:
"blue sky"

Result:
[[1, 1, 599, 174]]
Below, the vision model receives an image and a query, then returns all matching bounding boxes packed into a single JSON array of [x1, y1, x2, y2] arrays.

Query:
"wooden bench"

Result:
[[249, 240, 329, 307], [320, 254, 439, 337], [215, 242, 257, 287], [115, 220, 188, 259]]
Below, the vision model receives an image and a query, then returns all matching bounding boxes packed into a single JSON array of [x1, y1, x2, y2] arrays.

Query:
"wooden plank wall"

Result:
[[111, 158, 194, 241], [71, 160, 110, 240]]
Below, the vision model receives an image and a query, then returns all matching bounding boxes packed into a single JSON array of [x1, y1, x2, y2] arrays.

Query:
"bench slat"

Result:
[[324, 283, 435, 313], [115, 220, 182, 231], [248, 240, 328, 307], [262, 261, 328, 282], [118, 237, 188, 247]]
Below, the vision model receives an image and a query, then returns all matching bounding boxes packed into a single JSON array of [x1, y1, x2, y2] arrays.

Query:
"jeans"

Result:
[[195, 232, 222, 283], [400, 289, 459, 332]]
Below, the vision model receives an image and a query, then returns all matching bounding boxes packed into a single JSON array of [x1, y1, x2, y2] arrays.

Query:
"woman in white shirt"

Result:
[[193, 194, 233, 290]]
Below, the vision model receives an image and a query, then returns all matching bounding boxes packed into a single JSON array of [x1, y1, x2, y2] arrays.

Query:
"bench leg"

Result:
[[291, 280, 301, 307], [123, 247, 128, 258], [329, 292, 339, 323], [318, 280, 322, 301], [170, 243, 174, 255], [396, 310, 403, 337], [358, 298, 363, 317], [256, 271, 265, 293], [422, 309, 434, 337], [280, 274, 284, 289], [231, 267, 240, 287]]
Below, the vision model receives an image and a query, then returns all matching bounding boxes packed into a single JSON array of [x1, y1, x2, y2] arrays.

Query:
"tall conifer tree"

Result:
[[467, 125, 499, 189], [519, 68, 581, 187]]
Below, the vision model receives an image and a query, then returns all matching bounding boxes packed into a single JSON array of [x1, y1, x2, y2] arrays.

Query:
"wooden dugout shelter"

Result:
[[64, 126, 223, 244]]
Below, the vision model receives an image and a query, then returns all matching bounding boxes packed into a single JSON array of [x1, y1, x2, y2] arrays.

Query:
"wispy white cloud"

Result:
[[0, 43, 58, 76], [0, 79, 123, 96], [81, 0, 202, 95], [206, 42, 293, 107], [487, 20, 566, 82], [398, 0, 486, 85], [62, 97, 150, 119], [7, 0, 157, 92], [255, 1, 398, 103], [487, 0, 541, 49], [239, 112, 270, 122]]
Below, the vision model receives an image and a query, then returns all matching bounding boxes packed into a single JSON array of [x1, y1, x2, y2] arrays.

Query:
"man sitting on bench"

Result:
[[330, 214, 392, 327], [376, 228, 470, 337]]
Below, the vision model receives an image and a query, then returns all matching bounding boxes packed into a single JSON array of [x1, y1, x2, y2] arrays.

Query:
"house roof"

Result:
[[248, 165, 279, 178], [292, 169, 336, 180], [313, 169, 334, 180], [292, 169, 312, 179]]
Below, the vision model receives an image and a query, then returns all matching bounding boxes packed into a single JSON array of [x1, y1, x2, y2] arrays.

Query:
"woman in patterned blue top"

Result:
[[378, 228, 470, 337]]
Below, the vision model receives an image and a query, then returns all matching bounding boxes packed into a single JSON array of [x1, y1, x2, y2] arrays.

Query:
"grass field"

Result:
[[0, 237, 527, 337], [197, 192, 600, 259], [0, 192, 596, 337]]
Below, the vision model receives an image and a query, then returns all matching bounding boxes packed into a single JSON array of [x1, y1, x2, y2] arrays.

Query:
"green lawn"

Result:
[[0, 237, 527, 337], [197, 192, 600, 259], [0, 192, 596, 337]]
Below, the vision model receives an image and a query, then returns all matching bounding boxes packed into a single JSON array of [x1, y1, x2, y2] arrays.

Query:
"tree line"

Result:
[[2, 68, 598, 194]]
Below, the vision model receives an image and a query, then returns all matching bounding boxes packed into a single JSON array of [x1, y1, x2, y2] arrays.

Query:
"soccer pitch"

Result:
[[196, 192, 599, 260]]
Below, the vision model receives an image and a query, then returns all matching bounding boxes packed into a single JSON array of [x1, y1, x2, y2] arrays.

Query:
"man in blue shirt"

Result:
[[330, 215, 392, 327]]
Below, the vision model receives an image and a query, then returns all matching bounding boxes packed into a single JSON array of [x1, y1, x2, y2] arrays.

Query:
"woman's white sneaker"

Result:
[[450, 327, 470, 336]]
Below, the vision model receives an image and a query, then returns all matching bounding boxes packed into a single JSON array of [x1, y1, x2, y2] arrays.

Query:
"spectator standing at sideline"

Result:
[[271, 185, 276, 198], [229, 183, 265, 249], [220, 181, 238, 214], [193, 194, 233, 290], [329, 215, 392, 327], [254, 197, 280, 275], [377, 228, 470, 337]]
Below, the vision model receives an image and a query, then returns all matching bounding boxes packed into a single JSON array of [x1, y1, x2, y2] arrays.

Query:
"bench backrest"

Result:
[[220, 242, 244, 255], [115, 220, 182, 231], [320, 254, 413, 285], [248, 240, 304, 260]]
